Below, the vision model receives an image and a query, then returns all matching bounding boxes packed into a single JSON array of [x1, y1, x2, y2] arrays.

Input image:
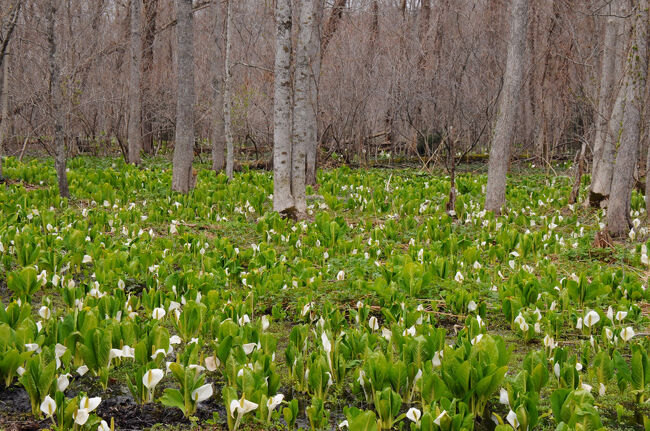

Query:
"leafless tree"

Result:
[[485, 0, 529, 213], [291, 0, 320, 214], [128, 0, 143, 165], [590, 0, 627, 207], [171, 0, 196, 193], [224, 0, 235, 180], [47, 0, 69, 198], [0, 0, 21, 179], [142, 0, 159, 155], [608, 0, 647, 236], [304, 0, 323, 187], [273, 0, 294, 214], [0, 51, 8, 179], [211, 1, 225, 173]]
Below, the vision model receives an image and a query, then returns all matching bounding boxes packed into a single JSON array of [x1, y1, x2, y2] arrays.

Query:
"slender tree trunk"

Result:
[[171, 0, 195, 193], [485, 0, 529, 213], [0, 54, 8, 179], [417, 0, 431, 68], [211, 1, 225, 173], [321, 0, 346, 57], [589, 0, 623, 207], [608, 1, 648, 237], [646, 128, 650, 210], [128, 0, 143, 165], [224, 0, 235, 180], [305, 0, 322, 187], [292, 0, 319, 214], [141, 0, 158, 155], [273, 0, 294, 214], [0, 1, 21, 179], [0, 1, 21, 71], [530, 1, 554, 162], [47, 0, 69, 198]]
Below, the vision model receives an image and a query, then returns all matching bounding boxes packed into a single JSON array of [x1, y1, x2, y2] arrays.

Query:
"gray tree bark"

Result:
[[608, 0, 648, 236], [321, 0, 345, 57], [292, 0, 319, 214], [223, 0, 235, 180], [0, 1, 21, 71], [47, 0, 69, 199], [128, 0, 143, 165], [591, 81, 625, 206], [273, 0, 294, 214], [141, 0, 158, 155], [484, 0, 529, 213], [171, 0, 196, 193], [211, 1, 225, 173], [590, 0, 625, 207], [0, 1, 21, 179], [0, 52, 8, 179], [305, 0, 322, 187]]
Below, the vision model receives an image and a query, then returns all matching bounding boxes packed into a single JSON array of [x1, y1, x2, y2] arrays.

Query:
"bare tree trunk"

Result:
[[273, 0, 294, 214], [47, 0, 69, 199], [305, 0, 322, 187], [223, 0, 235, 180], [128, 0, 143, 165], [417, 0, 431, 68], [485, 0, 529, 213], [0, 1, 21, 180], [608, 1, 648, 237], [646, 128, 650, 210], [292, 0, 319, 214], [321, 0, 345, 57], [141, 0, 158, 155], [0, 53, 8, 179], [591, 82, 625, 207], [171, 0, 195, 193], [211, 1, 225, 173], [0, 1, 21, 71], [589, 0, 623, 207], [569, 141, 587, 204]]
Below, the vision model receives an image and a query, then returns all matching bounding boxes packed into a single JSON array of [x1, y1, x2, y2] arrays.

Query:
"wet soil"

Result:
[[0, 385, 51, 431], [0, 383, 228, 431]]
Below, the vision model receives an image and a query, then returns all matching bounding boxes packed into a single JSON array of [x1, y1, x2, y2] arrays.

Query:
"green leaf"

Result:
[[159, 388, 187, 415]]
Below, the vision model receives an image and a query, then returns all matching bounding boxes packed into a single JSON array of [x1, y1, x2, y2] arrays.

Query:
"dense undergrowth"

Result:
[[1, 156, 649, 431]]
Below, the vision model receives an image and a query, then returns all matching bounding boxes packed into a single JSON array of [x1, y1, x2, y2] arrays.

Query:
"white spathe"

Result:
[[229, 397, 258, 417], [433, 410, 449, 426], [79, 396, 101, 412], [583, 310, 600, 328], [205, 356, 220, 371], [142, 369, 164, 389], [499, 388, 509, 406], [368, 316, 379, 331], [152, 308, 166, 320], [57, 374, 70, 392], [266, 393, 284, 411], [506, 410, 519, 429], [40, 395, 56, 417], [321, 332, 332, 354], [192, 383, 213, 403], [406, 407, 421, 423], [621, 327, 635, 342], [74, 408, 90, 425]]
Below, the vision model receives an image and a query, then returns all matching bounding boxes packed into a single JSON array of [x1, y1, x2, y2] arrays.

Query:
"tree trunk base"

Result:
[[592, 230, 614, 249], [588, 191, 608, 209], [280, 206, 308, 221]]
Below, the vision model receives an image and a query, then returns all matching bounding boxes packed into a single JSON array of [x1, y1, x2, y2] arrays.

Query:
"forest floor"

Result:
[[0, 156, 648, 431]]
